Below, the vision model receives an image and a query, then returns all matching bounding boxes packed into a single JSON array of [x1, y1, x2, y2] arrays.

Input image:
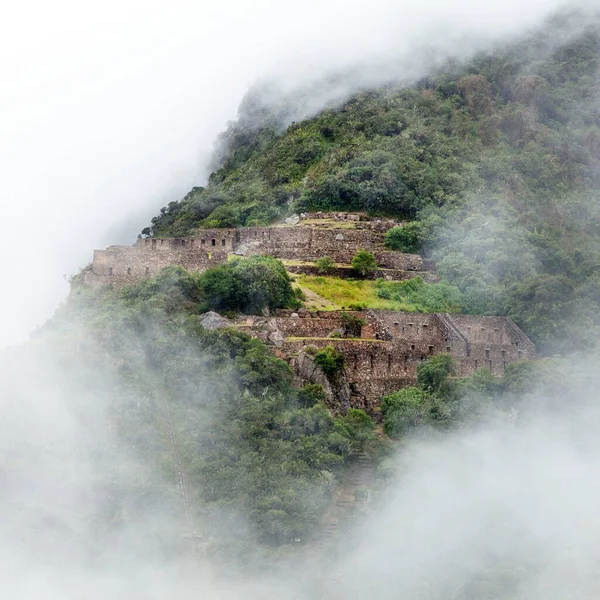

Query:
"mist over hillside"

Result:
[[2, 3, 600, 599], [148, 8, 600, 354]]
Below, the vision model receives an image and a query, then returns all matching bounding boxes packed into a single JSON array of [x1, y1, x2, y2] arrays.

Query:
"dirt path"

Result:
[[294, 281, 340, 310]]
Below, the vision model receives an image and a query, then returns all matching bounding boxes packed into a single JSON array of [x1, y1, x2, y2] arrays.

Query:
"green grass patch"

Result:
[[295, 275, 463, 313], [295, 275, 418, 312]]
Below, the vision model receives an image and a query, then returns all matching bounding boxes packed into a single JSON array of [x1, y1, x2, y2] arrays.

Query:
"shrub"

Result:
[[198, 256, 297, 314], [385, 222, 426, 253], [352, 250, 378, 278], [381, 387, 433, 438], [203, 204, 241, 228], [297, 384, 327, 407], [315, 256, 336, 274], [314, 345, 345, 379], [416, 353, 457, 397]]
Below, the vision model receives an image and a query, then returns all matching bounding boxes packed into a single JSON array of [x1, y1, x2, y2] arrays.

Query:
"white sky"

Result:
[[0, 0, 573, 347]]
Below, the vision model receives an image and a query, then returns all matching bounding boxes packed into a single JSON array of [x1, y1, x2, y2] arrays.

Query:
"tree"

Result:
[[385, 222, 426, 253], [198, 256, 298, 314], [315, 256, 335, 274], [416, 353, 456, 398], [314, 345, 344, 379], [351, 250, 378, 278], [381, 387, 432, 438]]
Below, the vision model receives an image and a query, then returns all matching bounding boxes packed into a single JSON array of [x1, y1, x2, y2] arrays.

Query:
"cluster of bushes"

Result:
[[381, 354, 545, 439], [197, 255, 299, 314], [58, 269, 380, 554], [375, 277, 463, 313], [124, 257, 299, 318]]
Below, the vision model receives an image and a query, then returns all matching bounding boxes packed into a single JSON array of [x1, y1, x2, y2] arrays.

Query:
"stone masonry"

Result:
[[82, 215, 430, 286], [237, 309, 536, 415], [80, 212, 536, 413]]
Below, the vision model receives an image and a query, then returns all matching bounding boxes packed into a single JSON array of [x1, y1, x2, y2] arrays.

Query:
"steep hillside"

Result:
[[144, 12, 600, 354]]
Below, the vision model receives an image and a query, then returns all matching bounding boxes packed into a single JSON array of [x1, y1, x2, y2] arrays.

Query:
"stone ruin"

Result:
[[81, 213, 432, 287], [80, 212, 536, 410], [236, 308, 536, 415]]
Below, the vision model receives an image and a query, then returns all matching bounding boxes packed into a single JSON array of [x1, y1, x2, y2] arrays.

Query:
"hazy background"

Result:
[[0, 0, 578, 347]]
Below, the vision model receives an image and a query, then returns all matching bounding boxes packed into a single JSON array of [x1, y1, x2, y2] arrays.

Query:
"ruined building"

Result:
[[82, 213, 431, 287], [236, 308, 536, 415], [82, 212, 535, 411]]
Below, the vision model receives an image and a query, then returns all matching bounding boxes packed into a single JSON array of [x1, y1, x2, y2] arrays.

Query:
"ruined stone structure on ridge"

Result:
[[81, 211, 536, 410], [237, 309, 536, 414], [81, 213, 433, 287]]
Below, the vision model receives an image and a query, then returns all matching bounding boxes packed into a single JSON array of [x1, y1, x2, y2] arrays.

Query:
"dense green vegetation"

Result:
[[351, 250, 378, 277], [381, 354, 548, 439], [375, 276, 463, 313], [143, 14, 600, 354], [295, 274, 463, 313], [47, 269, 380, 557], [197, 255, 298, 314]]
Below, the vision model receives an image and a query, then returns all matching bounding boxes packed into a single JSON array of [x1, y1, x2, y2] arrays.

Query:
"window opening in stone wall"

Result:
[[387, 354, 392, 371], [485, 349, 490, 359], [518, 350, 523, 359], [181, 239, 185, 246], [423, 324, 428, 329], [127, 268, 131, 275], [428, 345, 434, 354], [466, 347, 471, 357], [211, 239, 216, 247], [501, 350, 506, 358], [108, 267, 113, 276], [201, 239, 205, 246], [370, 354, 374, 369], [489, 360, 493, 369], [446, 346, 451, 352], [222, 239, 226, 246], [475, 359, 478, 368], [145, 267, 150, 275], [411, 344, 415, 350]]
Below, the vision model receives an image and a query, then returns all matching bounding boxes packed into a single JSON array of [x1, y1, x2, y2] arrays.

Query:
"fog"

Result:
[[0, 0, 577, 347], [325, 375, 600, 600], [4, 323, 600, 598], [2, 1, 600, 598]]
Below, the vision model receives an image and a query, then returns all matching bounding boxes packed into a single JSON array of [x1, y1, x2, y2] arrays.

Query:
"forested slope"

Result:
[[144, 12, 600, 354]]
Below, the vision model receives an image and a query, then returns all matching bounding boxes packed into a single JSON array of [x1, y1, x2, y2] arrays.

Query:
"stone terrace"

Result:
[[235, 308, 536, 415], [82, 213, 432, 287]]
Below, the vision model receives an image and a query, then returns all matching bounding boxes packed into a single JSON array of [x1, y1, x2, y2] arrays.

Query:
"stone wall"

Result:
[[247, 309, 536, 413], [86, 220, 428, 287], [82, 243, 228, 287]]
